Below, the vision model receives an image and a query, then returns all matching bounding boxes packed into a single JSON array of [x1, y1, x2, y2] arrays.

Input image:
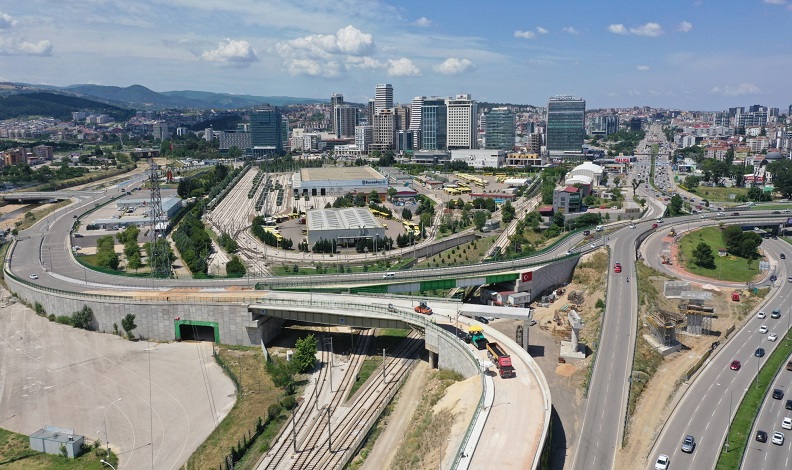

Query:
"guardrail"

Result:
[[253, 297, 487, 470]]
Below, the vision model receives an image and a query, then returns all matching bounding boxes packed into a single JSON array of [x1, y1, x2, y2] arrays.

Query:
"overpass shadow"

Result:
[[549, 405, 568, 470]]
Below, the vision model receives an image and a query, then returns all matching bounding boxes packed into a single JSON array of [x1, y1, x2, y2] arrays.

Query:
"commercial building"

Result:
[[251, 107, 287, 157], [291, 166, 388, 197], [450, 149, 506, 169], [546, 96, 586, 157], [93, 196, 182, 230], [371, 109, 396, 151], [446, 94, 478, 150], [305, 207, 385, 245], [566, 162, 603, 185], [484, 107, 515, 150], [330, 93, 344, 133], [505, 152, 542, 168], [334, 105, 358, 138], [218, 130, 251, 154], [552, 186, 583, 213], [375, 84, 394, 113], [355, 125, 373, 151], [421, 97, 447, 150]]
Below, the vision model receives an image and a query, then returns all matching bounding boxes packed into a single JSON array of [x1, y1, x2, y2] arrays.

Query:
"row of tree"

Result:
[[172, 209, 212, 274]]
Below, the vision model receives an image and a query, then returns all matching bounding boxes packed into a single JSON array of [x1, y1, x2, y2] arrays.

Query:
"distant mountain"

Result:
[[162, 90, 321, 108], [0, 92, 136, 121], [1, 82, 324, 111]]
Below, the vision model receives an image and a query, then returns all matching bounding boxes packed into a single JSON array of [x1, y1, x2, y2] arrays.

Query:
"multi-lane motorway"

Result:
[[744, 351, 792, 470]]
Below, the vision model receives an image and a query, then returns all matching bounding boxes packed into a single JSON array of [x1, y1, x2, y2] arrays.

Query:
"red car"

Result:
[[614, 263, 622, 273], [730, 360, 741, 371], [652, 223, 659, 229]]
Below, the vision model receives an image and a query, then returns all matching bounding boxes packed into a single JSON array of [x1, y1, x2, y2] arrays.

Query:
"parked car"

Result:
[[681, 434, 696, 453]]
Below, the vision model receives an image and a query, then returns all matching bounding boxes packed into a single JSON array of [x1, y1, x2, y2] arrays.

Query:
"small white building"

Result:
[[450, 149, 506, 169], [29, 426, 84, 458]]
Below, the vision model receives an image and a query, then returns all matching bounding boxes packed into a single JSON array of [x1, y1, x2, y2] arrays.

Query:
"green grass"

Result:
[[688, 186, 748, 203], [678, 226, 761, 282], [416, 235, 497, 268], [716, 330, 792, 469], [347, 328, 410, 399], [269, 257, 414, 276], [0, 427, 117, 469]]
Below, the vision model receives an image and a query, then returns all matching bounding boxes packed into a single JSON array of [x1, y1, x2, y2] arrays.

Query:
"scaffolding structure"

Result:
[[678, 300, 715, 335], [647, 308, 684, 347]]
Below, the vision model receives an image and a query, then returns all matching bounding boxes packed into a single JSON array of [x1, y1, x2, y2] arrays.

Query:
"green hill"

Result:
[[0, 92, 135, 121]]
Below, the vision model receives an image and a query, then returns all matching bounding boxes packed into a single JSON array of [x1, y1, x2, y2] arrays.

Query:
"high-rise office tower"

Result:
[[334, 105, 358, 138], [604, 114, 619, 136], [375, 84, 394, 113], [446, 94, 478, 150], [546, 96, 586, 156], [330, 93, 344, 133], [420, 97, 448, 151], [394, 105, 411, 131], [409, 96, 424, 149], [484, 107, 515, 150], [355, 125, 373, 152], [250, 106, 284, 155]]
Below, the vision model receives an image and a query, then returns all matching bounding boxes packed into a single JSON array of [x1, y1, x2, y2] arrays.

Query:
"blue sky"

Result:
[[1, 0, 790, 110]]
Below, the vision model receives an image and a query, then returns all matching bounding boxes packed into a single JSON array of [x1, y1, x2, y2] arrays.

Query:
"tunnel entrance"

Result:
[[175, 320, 219, 342]]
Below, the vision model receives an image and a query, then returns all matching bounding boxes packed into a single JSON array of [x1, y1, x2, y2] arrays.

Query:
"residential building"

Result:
[[394, 105, 411, 131], [546, 96, 586, 157], [330, 93, 344, 133], [33, 145, 53, 160], [484, 107, 515, 150], [371, 109, 396, 151], [218, 130, 251, 154], [446, 94, 477, 150], [409, 96, 424, 149], [736, 110, 767, 128], [355, 125, 373, 152], [152, 121, 170, 140]]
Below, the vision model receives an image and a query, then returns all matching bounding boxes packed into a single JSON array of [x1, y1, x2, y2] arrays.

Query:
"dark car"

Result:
[[755, 348, 765, 357], [475, 316, 489, 324], [786, 399, 792, 410], [772, 309, 781, 318], [583, 230, 591, 236], [782, 254, 787, 260], [757, 430, 768, 442], [773, 389, 784, 400], [773, 211, 781, 214], [731, 212, 740, 216]]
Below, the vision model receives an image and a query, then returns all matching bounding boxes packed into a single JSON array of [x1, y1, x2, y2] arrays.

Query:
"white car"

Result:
[[29, 273, 38, 280], [629, 224, 636, 229], [772, 431, 785, 445], [783, 417, 792, 430], [758, 311, 767, 319], [768, 333, 778, 342], [759, 325, 768, 334], [655, 454, 670, 470]]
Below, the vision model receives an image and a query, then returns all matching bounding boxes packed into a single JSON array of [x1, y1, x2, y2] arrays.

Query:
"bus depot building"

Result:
[[305, 207, 385, 245], [292, 166, 388, 197]]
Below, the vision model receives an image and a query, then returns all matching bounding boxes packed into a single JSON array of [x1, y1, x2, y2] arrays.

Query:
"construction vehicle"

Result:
[[669, 228, 676, 237], [414, 301, 433, 315], [466, 325, 488, 350], [486, 342, 515, 378]]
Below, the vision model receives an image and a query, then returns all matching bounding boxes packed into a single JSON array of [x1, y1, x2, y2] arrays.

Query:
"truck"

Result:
[[486, 342, 515, 378], [414, 301, 433, 315], [466, 325, 488, 350]]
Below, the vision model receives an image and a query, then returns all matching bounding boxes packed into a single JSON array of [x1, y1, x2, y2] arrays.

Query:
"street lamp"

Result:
[[100, 398, 123, 459]]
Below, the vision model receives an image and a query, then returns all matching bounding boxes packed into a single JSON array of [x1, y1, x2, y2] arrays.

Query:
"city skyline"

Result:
[[0, 1, 790, 110]]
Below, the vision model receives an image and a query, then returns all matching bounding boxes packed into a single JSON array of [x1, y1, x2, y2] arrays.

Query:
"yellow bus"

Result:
[[444, 187, 461, 195], [457, 185, 472, 194], [370, 209, 392, 219]]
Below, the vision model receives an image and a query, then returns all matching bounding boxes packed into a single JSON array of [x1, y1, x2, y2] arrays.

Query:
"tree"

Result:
[[226, 256, 247, 276], [121, 314, 137, 339], [683, 175, 701, 189], [501, 201, 515, 223], [768, 160, 792, 198], [721, 225, 745, 254], [691, 242, 716, 268], [668, 194, 684, 216], [387, 187, 397, 201], [293, 334, 318, 373], [402, 208, 412, 220], [552, 211, 565, 228], [127, 251, 143, 272], [266, 356, 296, 394], [71, 305, 94, 330], [473, 210, 488, 231]]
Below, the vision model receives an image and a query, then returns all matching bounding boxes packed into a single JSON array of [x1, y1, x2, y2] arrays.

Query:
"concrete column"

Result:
[[428, 350, 438, 369]]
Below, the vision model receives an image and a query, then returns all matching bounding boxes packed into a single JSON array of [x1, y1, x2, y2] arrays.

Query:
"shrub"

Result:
[[48, 313, 56, 322], [55, 315, 73, 325], [280, 395, 297, 410], [34, 302, 46, 316]]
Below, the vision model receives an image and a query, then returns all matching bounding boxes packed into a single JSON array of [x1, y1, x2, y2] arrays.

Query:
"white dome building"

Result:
[[566, 162, 603, 185], [565, 174, 593, 187]]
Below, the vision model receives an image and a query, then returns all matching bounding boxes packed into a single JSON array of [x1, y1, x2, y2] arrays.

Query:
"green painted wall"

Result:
[[175, 319, 220, 343], [485, 273, 519, 284]]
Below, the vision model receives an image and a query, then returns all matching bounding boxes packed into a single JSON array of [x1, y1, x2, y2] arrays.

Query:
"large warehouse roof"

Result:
[[301, 166, 384, 182], [307, 208, 381, 231]]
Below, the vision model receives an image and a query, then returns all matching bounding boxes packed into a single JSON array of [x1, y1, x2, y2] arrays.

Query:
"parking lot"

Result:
[[0, 287, 235, 470]]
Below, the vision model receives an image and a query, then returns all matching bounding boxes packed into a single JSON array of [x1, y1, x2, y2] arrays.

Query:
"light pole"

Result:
[[100, 397, 123, 459]]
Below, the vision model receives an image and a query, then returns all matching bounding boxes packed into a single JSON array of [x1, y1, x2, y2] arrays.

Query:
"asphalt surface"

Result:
[[648, 240, 791, 470], [743, 351, 792, 470]]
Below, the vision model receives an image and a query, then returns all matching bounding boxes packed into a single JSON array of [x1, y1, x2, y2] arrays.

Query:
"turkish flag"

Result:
[[521, 272, 532, 282]]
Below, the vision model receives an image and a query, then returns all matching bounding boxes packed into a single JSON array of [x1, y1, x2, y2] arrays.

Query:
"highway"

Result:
[[743, 351, 792, 470], [647, 237, 790, 469]]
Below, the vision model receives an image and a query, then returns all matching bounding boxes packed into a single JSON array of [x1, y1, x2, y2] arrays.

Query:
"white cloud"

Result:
[[562, 26, 579, 35], [276, 25, 377, 76], [387, 58, 420, 76], [636, 65, 650, 71], [415, 17, 432, 27], [709, 83, 760, 96], [346, 56, 383, 70], [0, 12, 17, 29], [0, 36, 52, 56], [514, 30, 536, 39], [677, 21, 693, 32], [434, 58, 473, 75], [627, 89, 642, 96], [201, 38, 258, 66], [335, 25, 375, 55], [537, 26, 549, 34], [630, 22, 663, 37], [608, 24, 628, 34]]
